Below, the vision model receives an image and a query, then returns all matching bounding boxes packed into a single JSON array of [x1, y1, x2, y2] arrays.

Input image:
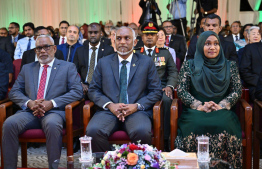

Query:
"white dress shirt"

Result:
[[144, 45, 156, 56], [14, 36, 36, 60], [233, 33, 240, 41], [59, 36, 67, 45], [85, 42, 101, 82]]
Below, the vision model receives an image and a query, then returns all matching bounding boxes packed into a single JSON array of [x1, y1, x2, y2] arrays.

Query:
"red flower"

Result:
[[129, 144, 139, 152]]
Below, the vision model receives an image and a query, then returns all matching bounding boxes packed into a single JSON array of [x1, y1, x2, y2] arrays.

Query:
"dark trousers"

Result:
[[162, 93, 173, 140], [171, 17, 187, 37], [2, 111, 64, 169], [86, 110, 152, 152]]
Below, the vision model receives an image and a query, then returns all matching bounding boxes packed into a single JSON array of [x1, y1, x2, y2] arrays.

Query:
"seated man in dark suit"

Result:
[[0, 49, 12, 99], [187, 14, 238, 65], [57, 25, 82, 62], [162, 20, 187, 63], [54, 20, 69, 45], [0, 36, 14, 59], [21, 26, 64, 69], [74, 23, 115, 97], [86, 26, 162, 152], [0, 48, 13, 84], [7, 22, 25, 48], [240, 41, 262, 101], [135, 21, 178, 151], [2, 35, 83, 169]]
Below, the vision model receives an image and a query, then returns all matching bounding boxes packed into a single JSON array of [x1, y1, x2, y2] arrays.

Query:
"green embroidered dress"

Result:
[[175, 60, 242, 168]]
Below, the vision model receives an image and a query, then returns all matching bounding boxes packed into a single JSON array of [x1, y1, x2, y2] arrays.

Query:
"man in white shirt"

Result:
[[14, 22, 35, 60]]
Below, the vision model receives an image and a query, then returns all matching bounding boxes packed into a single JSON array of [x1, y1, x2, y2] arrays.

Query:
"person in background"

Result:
[[109, 27, 118, 52], [14, 22, 35, 60], [129, 22, 144, 48], [47, 26, 56, 41], [54, 20, 69, 45], [8, 22, 25, 48], [176, 31, 242, 168], [238, 25, 259, 64], [104, 20, 114, 37], [240, 27, 262, 101], [0, 27, 8, 37], [167, 0, 187, 37], [80, 24, 88, 44], [156, 27, 181, 71], [57, 25, 82, 62]]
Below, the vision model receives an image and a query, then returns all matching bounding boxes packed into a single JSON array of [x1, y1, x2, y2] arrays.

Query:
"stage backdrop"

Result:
[[0, 0, 261, 29]]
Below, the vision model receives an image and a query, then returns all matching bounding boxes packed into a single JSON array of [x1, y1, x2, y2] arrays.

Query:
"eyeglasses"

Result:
[[105, 26, 113, 29], [163, 26, 173, 29], [34, 45, 54, 52]]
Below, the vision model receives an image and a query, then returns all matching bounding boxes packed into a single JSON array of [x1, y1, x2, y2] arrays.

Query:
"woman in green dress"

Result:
[[175, 31, 242, 168]]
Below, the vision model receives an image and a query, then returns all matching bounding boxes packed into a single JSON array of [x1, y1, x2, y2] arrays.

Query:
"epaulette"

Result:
[[133, 46, 142, 51]]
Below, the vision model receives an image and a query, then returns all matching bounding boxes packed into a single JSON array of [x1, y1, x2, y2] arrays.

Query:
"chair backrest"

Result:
[[10, 59, 22, 87]]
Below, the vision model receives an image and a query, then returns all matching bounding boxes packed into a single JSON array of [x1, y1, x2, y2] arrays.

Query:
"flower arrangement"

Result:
[[92, 142, 171, 169]]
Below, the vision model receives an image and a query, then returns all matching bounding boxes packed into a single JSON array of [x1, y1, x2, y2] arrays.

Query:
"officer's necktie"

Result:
[[37, 65, 49, 99], [61, 37, 65, 44], [27, 38, 31, 51], [148, 49, 152, 57], [165, 35, 170, 46], [119, 60, 128, 104], [235, 35, 239, 41], [86, 46, 97, 84]]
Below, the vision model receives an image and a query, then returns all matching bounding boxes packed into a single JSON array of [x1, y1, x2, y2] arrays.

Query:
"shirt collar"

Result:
[[144, 45, 156, 52], [40, 58, 55, 68], [66, 42, 78, 48], [89, 42, 100, 50], [26, 36, 34, 40], [234, 33, 240, 38], [118, 53, 133, 65]]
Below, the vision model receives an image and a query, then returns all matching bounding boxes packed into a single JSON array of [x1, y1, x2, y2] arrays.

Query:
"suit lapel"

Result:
[[30, 50, 36, 62], [169, 35, 174, 47], [111, 54, 120, 88], [97, 43, 104, 61], [33, 62, 40, 99], [84, 45, 89, 71], [128, 54, 139, 85], [257, 43, 262, 60], [45, 59, 60, 97]]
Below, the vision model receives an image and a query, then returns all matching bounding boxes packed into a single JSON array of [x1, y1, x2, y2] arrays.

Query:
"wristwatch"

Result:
[[205, 11, 208, 15]]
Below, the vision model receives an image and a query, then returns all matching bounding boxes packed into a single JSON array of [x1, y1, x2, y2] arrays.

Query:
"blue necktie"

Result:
[[27, 38, 31, 51], [119, 60, 128, 104]]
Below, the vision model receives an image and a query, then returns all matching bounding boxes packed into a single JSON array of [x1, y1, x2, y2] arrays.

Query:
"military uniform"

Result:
[[138, 21, 178, 151]]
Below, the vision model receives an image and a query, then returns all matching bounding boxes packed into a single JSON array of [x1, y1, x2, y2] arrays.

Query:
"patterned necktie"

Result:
[[27, 38, 31, 51], [235, 35, 239, 41], [86, 46, 97, 84], [61, 37, 65, 44], [37, 65, 49, 99], [148, 49, 152, 57], [119, 60, 128, 104], [165, 35, 170, 46]]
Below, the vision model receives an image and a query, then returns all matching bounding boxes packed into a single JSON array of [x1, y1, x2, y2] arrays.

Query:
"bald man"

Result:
[[57, 25, 83, 62]]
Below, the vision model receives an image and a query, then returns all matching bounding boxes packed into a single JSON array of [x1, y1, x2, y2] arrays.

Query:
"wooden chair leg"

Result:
[[1, 145, 4, 169], [253, 101, 261, 169], [21, 142, 27, 168]]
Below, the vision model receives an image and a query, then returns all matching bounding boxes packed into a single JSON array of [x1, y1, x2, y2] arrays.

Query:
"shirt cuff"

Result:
[[167, 85, 174, 90], [136, 103, 145, 111], [103, 101, 113, 110], [22, 99, 31, 110], [51, 99, 58, 108]]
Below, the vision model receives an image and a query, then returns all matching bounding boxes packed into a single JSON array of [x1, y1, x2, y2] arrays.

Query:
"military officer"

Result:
[[134, 21, 178, 151]]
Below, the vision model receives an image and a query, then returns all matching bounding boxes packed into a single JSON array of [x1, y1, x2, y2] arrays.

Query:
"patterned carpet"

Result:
[[0, 144, 262, 168]]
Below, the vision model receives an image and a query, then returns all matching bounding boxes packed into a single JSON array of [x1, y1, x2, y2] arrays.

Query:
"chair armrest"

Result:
[[83, 102, 95, 135], [65, 99, 85, 126], [239, 99, 252, 141], [170, 99, 179, 150], [0, 101, 13, 145], [153, 100, 163, 150], [254, 100, 262, 139]]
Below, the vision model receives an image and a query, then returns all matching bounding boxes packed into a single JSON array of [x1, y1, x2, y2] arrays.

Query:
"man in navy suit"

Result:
[[86, 26, 162, 152], [7, 22, 25, 48], [57, 25, 82, 62], [74, 23, 114, 97], [2, 35, 83, 169]]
